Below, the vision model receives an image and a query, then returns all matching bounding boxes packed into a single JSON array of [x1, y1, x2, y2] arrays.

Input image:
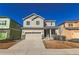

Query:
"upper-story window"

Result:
[[26, 21, 30, 25], [68, 23, 73, 27], [0, 21, 6, 25], [36, 21, 40, 25], [51, 22, 55, 26]]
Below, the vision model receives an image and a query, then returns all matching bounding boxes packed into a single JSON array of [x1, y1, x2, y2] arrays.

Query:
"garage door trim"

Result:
[[25, 32, 41, 34]]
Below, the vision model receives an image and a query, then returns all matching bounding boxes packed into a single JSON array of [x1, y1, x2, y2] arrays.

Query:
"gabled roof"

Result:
[[58, 20, 79, 26], [23, 13, 45, 21], [65, 20, 79, 23]]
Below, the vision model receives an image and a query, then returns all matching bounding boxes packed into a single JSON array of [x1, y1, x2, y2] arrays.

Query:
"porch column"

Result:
[[50, 29, 51, 38]]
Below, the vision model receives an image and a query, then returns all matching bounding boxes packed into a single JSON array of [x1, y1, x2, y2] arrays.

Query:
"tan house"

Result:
[[58, 20, 79, 40], [21, 13, 58, 40]]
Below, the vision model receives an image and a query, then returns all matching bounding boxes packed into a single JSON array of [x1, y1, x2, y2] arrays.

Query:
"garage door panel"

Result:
[[25, 32, 41, 40], [25, 32, 41, 34]]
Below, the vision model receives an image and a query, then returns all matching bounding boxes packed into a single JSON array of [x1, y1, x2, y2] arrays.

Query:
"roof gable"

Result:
[[58, 20, 79, 26], [23, 13, 45, 21]]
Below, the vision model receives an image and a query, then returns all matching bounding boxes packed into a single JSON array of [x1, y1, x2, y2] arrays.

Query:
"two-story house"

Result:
[[0, 16, 21, 40], [58, 20, 79, 40], [22, 13, 58, 40]]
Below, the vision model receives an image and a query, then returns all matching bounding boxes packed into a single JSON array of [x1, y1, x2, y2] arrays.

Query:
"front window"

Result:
[[26, 21, 30, 25], [0, 21, 6, 25], [51, 22, 55, 26], [68, 23, 73, 27], [36, 21, 40, 25]]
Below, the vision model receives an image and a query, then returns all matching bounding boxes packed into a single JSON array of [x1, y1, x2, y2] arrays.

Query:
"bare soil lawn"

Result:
[[0, 40, 16, 49], [43, 40, 79, 49]]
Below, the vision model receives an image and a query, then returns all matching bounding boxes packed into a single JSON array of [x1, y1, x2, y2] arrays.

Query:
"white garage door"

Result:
[[72, 33, 79, 38], [25, 32, 42, 40]]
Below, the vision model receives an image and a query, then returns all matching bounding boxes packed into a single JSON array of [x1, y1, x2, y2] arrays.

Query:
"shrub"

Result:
[[68, 39, 79, 43], [53, 35, 66, 41]]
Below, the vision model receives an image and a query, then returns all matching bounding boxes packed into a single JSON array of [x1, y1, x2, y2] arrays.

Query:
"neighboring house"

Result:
[[58, 20, 79, 40], [0, 16, 21, 40], [22, 13, 58, 40]]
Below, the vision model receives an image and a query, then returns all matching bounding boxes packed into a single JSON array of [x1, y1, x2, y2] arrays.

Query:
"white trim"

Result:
[[23, 13, 45, 21], [23, 13, 37, 20]]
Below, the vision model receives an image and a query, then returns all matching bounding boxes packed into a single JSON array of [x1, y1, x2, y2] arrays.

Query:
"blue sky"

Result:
[[0, 3, 79, 26]]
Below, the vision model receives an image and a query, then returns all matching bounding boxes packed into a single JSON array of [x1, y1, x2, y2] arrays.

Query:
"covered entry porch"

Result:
[[44, 26, 58, 39]]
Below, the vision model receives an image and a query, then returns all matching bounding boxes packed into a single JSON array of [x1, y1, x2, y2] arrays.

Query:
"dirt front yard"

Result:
[[43, 40, 79, 49], [0, 40, 16, 49]]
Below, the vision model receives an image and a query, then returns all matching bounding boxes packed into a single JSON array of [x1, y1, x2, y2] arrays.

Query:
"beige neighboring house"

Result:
[[21, 13, 58, 40], [58, 20, 79, 40]]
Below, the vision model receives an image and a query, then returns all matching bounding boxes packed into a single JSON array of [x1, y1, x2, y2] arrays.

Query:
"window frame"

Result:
[[0, 20, 7, 25], [26, 21, 30, 25], [36, 21, 40, 25], [68, 23, 73, 27]]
